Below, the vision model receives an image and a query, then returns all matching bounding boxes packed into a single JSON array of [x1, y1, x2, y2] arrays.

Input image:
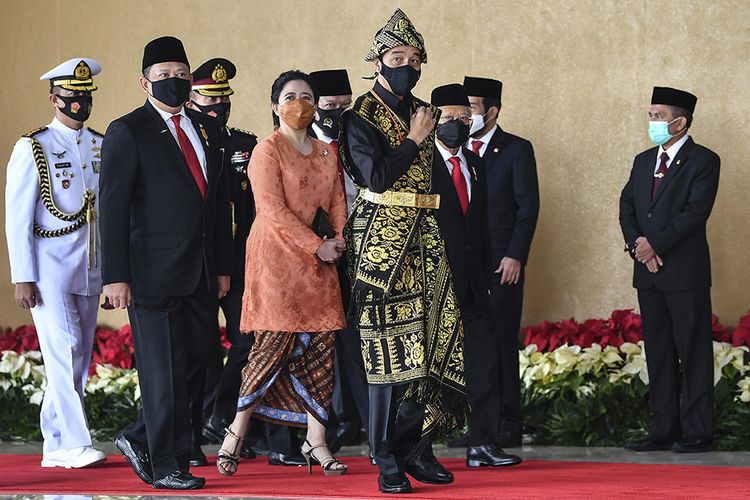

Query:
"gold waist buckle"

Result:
[[360, 189, 440, 209]]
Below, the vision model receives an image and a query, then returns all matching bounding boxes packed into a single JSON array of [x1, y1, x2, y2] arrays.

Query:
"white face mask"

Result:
[[469, 113, 485, 136]]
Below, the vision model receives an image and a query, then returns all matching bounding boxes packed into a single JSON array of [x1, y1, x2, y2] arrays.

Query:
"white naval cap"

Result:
[[39, 58, 101, 91]]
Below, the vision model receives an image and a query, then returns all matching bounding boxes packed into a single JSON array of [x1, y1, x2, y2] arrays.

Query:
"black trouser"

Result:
[[124, 274, 219, 480], [637, 286, 714, 439], [329, 326, 370, 435], [489, 270, 524, 436], [462, 296, 501, 446], [369, 384, 424, 476], [205, 281, 299, 453]]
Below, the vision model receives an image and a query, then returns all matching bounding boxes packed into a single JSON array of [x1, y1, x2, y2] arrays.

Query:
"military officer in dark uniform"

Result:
[[462, 76, 540, 448], [620, 87, 720, 453], [188, 58, 304, 468]]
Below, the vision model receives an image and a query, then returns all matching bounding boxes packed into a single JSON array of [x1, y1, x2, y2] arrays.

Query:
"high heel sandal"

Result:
[[216, 427, 243, 476], [301, 439, 348, 476]]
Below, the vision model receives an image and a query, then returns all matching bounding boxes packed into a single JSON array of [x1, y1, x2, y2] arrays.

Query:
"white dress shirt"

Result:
[[465, 124, 498, 157], [436, 142, 472, 201], [148, 98, 207, 179], [654, 133, 690, 173]]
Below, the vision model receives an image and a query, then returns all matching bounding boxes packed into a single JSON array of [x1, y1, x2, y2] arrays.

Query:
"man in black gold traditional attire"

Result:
[[338, 9, 466, 494]]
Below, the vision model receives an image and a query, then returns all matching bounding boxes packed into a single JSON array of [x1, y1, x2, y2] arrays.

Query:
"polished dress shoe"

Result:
[[671, 437, 715, 453], [406, 455, 453, 484], [189, 445, 208, 467], [378, 472, 412, 494], [201, 417, 226, 444], [114, 432, 152, 484], [152, 470, 205, 490], [246, 435, 270, 456], [467, 444, 522, 467], [268, 450, 306, 466], [624, 435, 676, 452]]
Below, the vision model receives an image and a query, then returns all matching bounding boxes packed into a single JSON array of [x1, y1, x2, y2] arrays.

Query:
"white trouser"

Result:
[[30, 292, 98, 454]]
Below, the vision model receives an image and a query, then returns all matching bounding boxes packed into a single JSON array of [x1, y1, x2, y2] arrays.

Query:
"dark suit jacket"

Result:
[[225, 126, 257, 284], [432, 147, 492, 308], [619, 137, 720, 291], [482, 126, 540, 267], [99, 100, 233, 297]]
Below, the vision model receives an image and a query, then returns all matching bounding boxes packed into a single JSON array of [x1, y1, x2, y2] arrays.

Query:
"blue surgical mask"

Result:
[[648, 117, 680, 146]]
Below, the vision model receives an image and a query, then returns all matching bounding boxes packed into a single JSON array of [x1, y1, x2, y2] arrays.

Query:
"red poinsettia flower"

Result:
[[732, 310, 750, 348]]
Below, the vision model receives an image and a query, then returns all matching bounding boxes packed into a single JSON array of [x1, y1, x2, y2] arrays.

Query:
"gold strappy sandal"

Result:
[[300, 439, 348, 476], [216, 427, 243, 476]]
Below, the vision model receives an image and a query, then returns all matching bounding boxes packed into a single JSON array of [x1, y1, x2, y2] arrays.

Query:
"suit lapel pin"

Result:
[[493, 147, 500, 153], [160, 129, 169, 134], [62, 179, 70, 189], [470, 165, 477, 180], [199, 123, 210, 146], [676, 160, 681, 166], [322, 149, 329, 157]]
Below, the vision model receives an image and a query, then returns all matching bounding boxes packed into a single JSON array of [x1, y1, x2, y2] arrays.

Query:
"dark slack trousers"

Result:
[[204, 281, 300, 453], [330, 326, 371, 434], [123, 272, 219, 480], [369, 384, 425, 475], [637, 286, 714, 439], [489, 270, 524, 437]]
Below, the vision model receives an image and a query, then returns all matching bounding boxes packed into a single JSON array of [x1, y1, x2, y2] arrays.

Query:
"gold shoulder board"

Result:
[[22, 126, 48, 138]]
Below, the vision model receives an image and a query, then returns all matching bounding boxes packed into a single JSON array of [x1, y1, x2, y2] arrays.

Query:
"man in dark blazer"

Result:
[[462, 76, 540, 448], [99, 36, 232, 490], [406, 84, 521, 482], [620, 86, 720, 453]]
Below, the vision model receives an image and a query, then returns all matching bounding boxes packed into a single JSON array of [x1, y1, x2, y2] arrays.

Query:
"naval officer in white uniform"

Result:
[[5, 58, 106, 468]]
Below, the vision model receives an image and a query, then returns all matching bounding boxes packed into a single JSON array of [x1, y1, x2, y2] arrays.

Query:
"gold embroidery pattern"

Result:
[[340, 93, 465, 437]]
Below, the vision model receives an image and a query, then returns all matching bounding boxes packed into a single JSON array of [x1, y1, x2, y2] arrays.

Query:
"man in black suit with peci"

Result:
[[462, 76, 540, 448], [99, 36, 232, 490], [620, 86, 720, 453]]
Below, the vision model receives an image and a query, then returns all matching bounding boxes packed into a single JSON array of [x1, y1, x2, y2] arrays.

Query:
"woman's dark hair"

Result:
[[270, 69, 318, 127]]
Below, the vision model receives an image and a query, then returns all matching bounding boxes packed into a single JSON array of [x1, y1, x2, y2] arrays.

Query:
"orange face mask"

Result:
[[278, 99, 315, 130]]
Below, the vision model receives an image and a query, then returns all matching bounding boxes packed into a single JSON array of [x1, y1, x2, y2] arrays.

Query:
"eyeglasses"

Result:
[[439, 116, 472, 125]]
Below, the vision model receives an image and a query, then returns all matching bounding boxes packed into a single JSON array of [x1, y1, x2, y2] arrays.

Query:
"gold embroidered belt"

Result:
[[361, 189, 440, 209]]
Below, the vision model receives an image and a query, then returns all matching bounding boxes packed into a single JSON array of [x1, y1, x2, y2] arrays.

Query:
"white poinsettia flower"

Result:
[[134, 383, 141, 401], [576, 382, 596, 399], [95, 364, 117, 380], [619, 342, 642, 362], [602, 346, 623, 366], [552, 344, 580, 374], [24, 351, 43, 362], [713, 342, 736, 386], [621, 354, 649, 385], [735, 377, 750, 403], [0, 379, 11, 391], [609, 369, 630, 384], [29, 389, 44, 406]]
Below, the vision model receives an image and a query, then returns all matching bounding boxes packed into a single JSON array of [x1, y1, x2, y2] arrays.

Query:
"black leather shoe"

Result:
[[189, 445, 208, 467], [114, 432, 152, 484], [498, 431, 523, 448], [268, 450, 306, 466], [201, 417, 226, 445], [671, 437, 715, 453], [467, 444, 522, 467], [368, 450, 377, 465], [246, 435, 270, 456], [240, 442, 257, 459], [406, 455, 453, 484], [624, 435, 676, 452], [152, 470, 205, 490], [378, 472, 412, 494]]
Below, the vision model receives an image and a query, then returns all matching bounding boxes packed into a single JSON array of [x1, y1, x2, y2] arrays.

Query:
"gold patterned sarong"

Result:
[[339, 92, 466, 436]]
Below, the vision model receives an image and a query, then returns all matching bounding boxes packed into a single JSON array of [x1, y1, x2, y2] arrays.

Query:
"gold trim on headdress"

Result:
[[365, 9, 427, 63]]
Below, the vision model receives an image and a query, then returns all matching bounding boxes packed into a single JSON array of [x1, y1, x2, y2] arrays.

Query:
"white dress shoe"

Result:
[[42, 446, 107, 468]]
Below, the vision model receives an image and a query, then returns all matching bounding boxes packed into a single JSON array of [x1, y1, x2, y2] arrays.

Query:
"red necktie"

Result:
[[330, 139, 346, 195], [170, 115, 207, 199], [471, 139, 484, 156], [449, 156, 469, 215], [652, 152, 669, 199]]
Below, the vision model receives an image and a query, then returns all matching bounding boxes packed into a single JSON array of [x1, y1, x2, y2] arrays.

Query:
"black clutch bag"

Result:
[[312, 207, 336, 239]]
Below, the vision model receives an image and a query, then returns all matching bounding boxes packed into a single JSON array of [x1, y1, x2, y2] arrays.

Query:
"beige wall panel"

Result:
[[1, 0, 748, 329]]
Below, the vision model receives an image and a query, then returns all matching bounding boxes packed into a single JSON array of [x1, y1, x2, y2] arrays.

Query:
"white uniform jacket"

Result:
[[5, 118, 102, 295]]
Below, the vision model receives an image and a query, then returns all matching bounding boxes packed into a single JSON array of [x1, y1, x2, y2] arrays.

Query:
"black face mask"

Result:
[[149, 77, 191, 107], [191, 101, 231, 126], [436, 119, 471, 149], [379, 62, 420, 97], [314, 108, 345, 138], [56, 95, 93, 122]]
